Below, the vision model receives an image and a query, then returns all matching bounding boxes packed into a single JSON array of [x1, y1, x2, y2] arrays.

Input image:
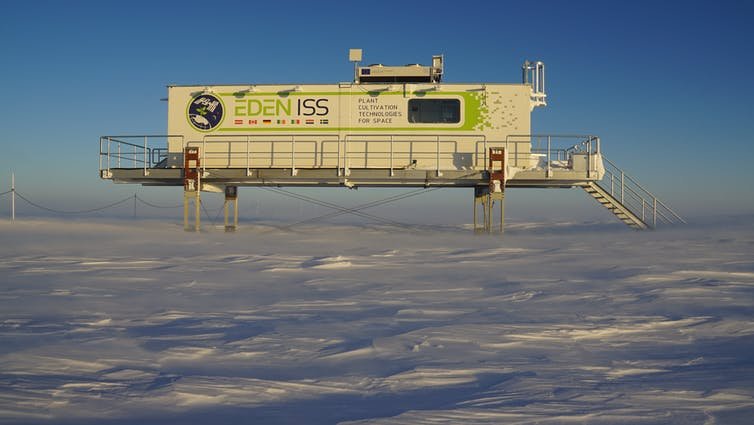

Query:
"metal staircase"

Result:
[[581, 156, 685, 229]]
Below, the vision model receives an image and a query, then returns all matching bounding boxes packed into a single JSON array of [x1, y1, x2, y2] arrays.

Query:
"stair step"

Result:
[[583, 182, 649, 230]]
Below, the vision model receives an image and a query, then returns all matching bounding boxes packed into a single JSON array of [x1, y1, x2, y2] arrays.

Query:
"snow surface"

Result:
[[1, 218, 753, 424]]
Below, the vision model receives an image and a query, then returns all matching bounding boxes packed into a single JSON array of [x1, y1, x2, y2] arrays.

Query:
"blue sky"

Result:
[[1, 0, 752, 222]]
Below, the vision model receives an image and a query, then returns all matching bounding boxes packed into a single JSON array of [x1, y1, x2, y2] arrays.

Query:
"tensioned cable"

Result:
[[3, 177, 438, 223], [188, 168, 479, 230], [14, 192, 134, 214], [134, 195, 182, 209], [281, 187, 442, 229], [200, 199, 224, 225], [260, 186, 402, 226], [266, 168, 481, 228], [199, 168, 410, 228], [260, 187, 411, 229]]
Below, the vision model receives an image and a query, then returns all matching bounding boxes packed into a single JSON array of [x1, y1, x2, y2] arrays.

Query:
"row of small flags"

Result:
[[233, 119, 329, 125]]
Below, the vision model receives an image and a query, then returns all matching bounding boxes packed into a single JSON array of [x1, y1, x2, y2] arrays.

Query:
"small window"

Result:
[[408, 99, 460, 124]]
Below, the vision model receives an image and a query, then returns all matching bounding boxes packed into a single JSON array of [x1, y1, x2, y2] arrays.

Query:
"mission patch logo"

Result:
[[187, 94, 224, 131]]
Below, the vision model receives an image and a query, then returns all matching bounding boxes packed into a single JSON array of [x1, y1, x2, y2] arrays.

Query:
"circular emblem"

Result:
[[187, 93, 224, 131]]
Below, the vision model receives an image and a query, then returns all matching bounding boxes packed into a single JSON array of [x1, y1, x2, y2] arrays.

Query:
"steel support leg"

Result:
[[474, 187, 490, 233], [484, 193, 491, 232], [224, 186, 238, 232], [497, 191, 505, 233], [473, 186, 505, 234], [184, 190, 201, 232]]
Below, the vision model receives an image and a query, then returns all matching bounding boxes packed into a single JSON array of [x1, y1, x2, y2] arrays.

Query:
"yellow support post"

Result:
[[183, 190, 201, 232], [224, 186, 238, 232]]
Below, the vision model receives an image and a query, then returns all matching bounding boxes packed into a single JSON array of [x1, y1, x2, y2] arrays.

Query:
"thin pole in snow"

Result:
[[11, 172, 15, 222]]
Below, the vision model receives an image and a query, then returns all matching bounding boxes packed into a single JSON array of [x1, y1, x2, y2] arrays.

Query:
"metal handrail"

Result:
[[189, 139, 322, 174], [603, 156, 685, 223], [190, 133, 491, 177], [197, 134, 340, 176], [343, 134, 484, 176], [99, 135, 183, 176], [505, 134, 601, 177], [101, 133, 605, 177], [599, 156, 685, 226]]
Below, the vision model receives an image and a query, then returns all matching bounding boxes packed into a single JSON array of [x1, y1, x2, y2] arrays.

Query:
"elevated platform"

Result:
[[102, 167, 597, 188], [99, 134, 683, 231], [99, 134, 603, 188]]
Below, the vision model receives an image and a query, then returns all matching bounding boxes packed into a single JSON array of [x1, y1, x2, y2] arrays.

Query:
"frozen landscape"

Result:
[[1, 217, 753, 424]]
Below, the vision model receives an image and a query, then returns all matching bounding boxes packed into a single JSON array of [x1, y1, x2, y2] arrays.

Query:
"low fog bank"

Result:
[[1, 217, 753, 424]]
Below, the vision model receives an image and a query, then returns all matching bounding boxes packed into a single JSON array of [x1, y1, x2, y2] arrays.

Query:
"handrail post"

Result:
[[246, 135, 251, 176], [291, 135, 296, 176], [653, 198, 657, 227], [620, 171, 624, 204], [344, 135, 348, 175], [484, 138, 488, 170], [547, 136, 551, 178], [389, 135, 394, 176], [436, 135, 441, 177], [642, 199, 646, 222], [505, 136, 509, 167], [337, 136, 341, 176], [143, 136, 147, 175], [586, 137, 591, 178]]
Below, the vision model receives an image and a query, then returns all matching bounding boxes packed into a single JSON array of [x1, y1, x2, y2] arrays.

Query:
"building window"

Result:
[[408, 99, 461, 123]]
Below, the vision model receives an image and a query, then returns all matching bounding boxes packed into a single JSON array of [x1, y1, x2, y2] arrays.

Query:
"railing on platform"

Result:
[[188, 134, 490, 177], [343, 134, 487, 177], [99, 133, 603, 180], [505, 134, 601, 177], [522, 60, 547, 109], [99, 135, 181, 176], [190, 134, 340, 177], [597, 156, 685, 227]]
